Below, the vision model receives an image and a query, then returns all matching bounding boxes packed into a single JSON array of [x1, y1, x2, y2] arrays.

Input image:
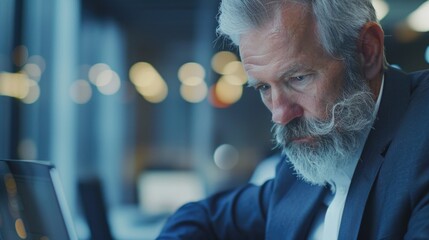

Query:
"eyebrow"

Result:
[[246, 77, 259, 88], [278, 63, 309, 79]]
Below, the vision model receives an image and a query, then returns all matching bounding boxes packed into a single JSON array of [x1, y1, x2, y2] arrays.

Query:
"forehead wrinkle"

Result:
[[242, 63, 269, 85], [274, 2, 312, 41], [240, 2, 318, 87], [239, 9, 284, 65]]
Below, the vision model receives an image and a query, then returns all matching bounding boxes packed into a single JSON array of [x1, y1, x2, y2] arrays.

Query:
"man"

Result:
[[157, 0, 429, 239]]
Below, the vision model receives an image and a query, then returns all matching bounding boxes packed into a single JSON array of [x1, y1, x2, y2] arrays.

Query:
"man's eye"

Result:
[[292, 75, 307, 82], [256, 84, 270, 92], [289, 74, 312, 86]]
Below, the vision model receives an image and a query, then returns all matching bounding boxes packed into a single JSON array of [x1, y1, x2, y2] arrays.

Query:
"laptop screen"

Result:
[[0, 160, 77, 240]]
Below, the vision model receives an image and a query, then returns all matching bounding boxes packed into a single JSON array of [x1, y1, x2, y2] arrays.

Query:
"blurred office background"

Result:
[[0, 0, 428, 239]]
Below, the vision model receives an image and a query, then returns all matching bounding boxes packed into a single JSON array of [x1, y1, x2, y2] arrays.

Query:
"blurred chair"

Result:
[[78, 177, 113, 240]]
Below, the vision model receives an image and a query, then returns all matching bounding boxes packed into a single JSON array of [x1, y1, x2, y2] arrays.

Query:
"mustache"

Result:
[[273, 89, 376, 148], [273, 117, 331, 146]]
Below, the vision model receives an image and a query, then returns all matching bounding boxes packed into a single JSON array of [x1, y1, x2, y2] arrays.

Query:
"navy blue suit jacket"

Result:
[[157, 68, 429, 239]]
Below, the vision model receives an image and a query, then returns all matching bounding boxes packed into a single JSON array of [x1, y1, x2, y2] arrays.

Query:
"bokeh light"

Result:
[[88, 63, 110, 85], [130, 62, 169, 103], [407, 1, 429, 32], [211, 51, 238, 75], [27, 55, 46, 73], [21, 80, 40, 104], [222, 74, 245, 86], [15, 218, 27, 239], [136, 78, 165, 97], [96, 69, 121, 95], [0, 72, 41, 104], [214, 144, 240, 170], [222, 61, 247, 85], [215, 76, 243, 105], [180, 81, 208, 103], [209, 85, 229, 108], [0, 73, 30, 99], [178, 62, 206, 85], [394, 22, 421, 43], [129, 62, 158, 87], [23, 63, 42, 81], [180, 76, 203, 87], [138, 81, 168, 103], [70, 79, 92, 104], [371, 0, 389, 20]]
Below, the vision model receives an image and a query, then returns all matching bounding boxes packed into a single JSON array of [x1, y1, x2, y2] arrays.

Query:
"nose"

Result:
[[270, 90, 303, 125]]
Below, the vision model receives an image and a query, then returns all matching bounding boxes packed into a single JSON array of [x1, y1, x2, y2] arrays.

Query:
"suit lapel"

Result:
[[267, 170, 327, 239], [338, 68, 412, 239]]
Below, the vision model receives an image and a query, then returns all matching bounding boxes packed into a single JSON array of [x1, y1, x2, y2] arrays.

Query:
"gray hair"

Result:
[[217, 0, 388, 69]]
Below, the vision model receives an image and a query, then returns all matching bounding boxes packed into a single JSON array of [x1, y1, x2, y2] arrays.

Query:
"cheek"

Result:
[[260, 92, 273, 111], [323, 66, 346, 101], [299, 89, 331, 119], [310, 87, 341, 119]]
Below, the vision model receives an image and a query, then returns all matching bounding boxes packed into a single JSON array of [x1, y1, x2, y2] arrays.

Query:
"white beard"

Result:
[[273, 81, 375, 186]]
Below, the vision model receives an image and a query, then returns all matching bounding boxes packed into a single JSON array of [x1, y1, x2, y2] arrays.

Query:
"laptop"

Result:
[[0, 159, 78, 240]]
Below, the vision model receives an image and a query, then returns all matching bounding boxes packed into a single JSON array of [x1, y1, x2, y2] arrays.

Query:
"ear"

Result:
[[358, 22, 384, 80]]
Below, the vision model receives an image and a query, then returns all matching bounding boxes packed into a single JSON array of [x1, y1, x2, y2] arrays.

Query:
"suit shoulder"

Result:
[[409, 69, 429, 96]]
